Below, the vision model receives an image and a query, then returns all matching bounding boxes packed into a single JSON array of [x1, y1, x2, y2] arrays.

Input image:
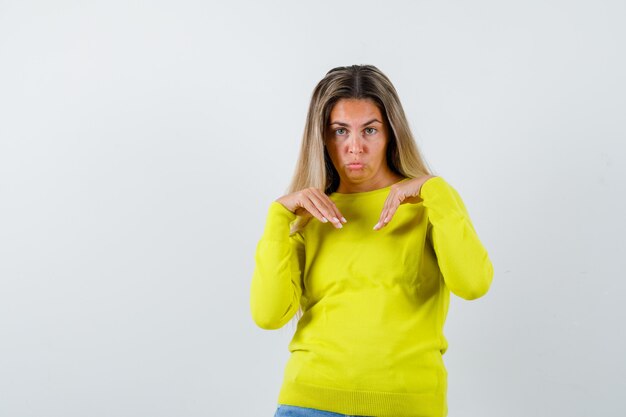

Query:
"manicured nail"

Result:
[[373, 222, 380, 230], [332, 217, 340, 223], [341, 217, 347, 223], [321, 217, 328, 223]]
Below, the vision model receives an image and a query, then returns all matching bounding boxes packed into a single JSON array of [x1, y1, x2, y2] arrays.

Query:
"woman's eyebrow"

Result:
[[329, 119, 383, 127]]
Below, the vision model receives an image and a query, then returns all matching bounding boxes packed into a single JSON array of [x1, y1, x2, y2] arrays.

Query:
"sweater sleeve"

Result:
[[420, 176, 494, 300], [250, 201, 305, 329]]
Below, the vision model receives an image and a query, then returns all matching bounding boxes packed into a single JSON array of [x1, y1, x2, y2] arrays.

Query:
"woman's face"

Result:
[[325, 98, 398, 193]]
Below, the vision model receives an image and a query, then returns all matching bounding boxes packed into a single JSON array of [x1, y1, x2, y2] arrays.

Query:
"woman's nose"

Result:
[[348, 137, 364, 154]]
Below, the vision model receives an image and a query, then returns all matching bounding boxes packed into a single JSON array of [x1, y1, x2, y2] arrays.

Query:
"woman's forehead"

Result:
[[328, 98, 383, 124]]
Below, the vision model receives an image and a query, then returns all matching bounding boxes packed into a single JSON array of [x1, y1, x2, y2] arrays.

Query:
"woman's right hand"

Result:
[[276, 188, 347, 229]]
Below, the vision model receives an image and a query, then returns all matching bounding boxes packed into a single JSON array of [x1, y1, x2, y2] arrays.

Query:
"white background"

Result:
[[1, 1, 624, 416]]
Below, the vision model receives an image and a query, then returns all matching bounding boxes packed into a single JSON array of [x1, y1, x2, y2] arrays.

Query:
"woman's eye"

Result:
[[335, 128, 347, 135], [365, 127, 377, 134]]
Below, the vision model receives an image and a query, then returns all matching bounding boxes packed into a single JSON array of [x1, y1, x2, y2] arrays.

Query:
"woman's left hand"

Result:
[[373, 175, 437, 231]]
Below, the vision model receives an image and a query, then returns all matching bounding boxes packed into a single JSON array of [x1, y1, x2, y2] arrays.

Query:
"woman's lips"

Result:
[[347, 163, 364, 170]]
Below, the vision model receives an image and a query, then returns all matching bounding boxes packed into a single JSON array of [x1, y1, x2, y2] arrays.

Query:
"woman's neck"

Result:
[[336, 173, 406, 194]]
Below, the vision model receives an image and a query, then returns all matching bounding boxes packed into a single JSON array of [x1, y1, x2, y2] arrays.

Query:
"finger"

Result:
[[306, 191, 343, 228], [382, 200, 400, 227], [300, 199, 331, 225], [313, 190, 347, 224], [374, 191, 402, 230], [374, 193, 393, 230], [313, 191, 346, 226]]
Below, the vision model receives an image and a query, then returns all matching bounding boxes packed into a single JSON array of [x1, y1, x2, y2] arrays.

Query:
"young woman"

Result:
[[250, 65, 494, 417]]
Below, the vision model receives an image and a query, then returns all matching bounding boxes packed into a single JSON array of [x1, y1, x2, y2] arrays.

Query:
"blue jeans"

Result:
[[273, 404, 373, 417]]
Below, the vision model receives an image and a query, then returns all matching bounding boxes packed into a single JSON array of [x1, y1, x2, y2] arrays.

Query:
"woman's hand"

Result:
[[373, 175, 437, 231], [276, 188, 347, 229]]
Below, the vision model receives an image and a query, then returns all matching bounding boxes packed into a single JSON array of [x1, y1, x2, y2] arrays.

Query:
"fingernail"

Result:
[[332, 217, 339, 223], [373, 223, 379, 230], [322, 217, 328, 223], [341, 217, 347, 223]]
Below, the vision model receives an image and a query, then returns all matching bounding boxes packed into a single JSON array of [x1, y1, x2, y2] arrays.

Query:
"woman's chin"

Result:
[[343, 167, 367, 177]]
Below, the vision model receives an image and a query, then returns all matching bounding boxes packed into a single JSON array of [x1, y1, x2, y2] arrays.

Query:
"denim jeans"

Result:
[[273, 404, 373, 417]]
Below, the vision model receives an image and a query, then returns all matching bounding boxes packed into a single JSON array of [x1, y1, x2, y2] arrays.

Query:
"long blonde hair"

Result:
[[285, 64, 435, 327], [287, 64, 434, 234]]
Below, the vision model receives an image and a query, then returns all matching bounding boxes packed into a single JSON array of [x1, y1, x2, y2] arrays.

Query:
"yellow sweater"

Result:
[[250, 176, 493, 417]]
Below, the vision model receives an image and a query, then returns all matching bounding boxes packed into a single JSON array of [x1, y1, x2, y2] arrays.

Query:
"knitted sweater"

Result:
[[250, 176, 493, 417]]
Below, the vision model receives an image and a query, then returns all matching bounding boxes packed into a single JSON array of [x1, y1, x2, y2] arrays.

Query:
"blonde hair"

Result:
[[285, 64, 436, 327], [287, 65, 434, 232]]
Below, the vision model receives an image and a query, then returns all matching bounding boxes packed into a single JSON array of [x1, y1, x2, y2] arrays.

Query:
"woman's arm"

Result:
[[420, 176, 494, 300], [250, 201, 305, 329]]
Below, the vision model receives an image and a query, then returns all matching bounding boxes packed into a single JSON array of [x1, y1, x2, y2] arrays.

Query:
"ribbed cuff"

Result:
[[262, 201, 298, 241]]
